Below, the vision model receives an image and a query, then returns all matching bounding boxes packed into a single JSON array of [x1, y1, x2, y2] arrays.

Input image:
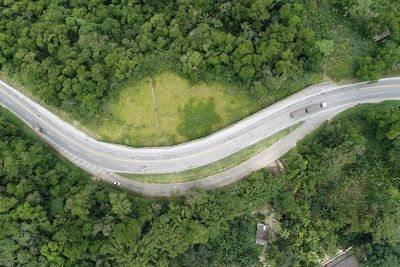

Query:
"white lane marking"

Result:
[[94, 158, 101, 163], [2, 82, 400, 167], [4, 99, 11, 104], [69, 146, 78, 152], [47, 131, 55, 137]]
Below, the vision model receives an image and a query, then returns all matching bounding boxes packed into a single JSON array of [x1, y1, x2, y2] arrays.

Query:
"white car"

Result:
[[112, 181, 121, 186]]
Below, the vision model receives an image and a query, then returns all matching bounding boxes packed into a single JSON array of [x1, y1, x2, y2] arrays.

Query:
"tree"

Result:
[[180, 245, 214, 267], [109, 192, 132, 218], [315, 39, 335, 57], [182, 51, 205, 78], [239, 65, 255, 80], [65, 186, 93, 220], [356, 56, 385, 81]]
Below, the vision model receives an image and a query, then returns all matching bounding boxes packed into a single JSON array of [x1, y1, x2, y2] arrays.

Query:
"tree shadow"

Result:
[[177, 97, 221, 140]]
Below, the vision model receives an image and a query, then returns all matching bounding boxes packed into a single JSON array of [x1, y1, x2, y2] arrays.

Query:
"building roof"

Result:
[[324, 249, 359, 267], [374, 27, 391, 41], [256, 223, 268, 245]]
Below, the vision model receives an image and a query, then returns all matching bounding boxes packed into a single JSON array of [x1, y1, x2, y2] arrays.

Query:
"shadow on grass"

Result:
[[177, 97, 221, 140]]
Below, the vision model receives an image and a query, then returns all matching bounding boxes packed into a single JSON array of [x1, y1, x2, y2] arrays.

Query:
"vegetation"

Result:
[[120, 122, 300, 183], [266, 101, 400, 266], [356, 242, 400, 267], [331, 0, 400, 80], [1, 0, 400, 265], [177, 97, 222, 140], [307, 1, 370, 81], [1, 98, 400, 266], [0, 0, 323, 120], [1, 1, 398, 146], [0, 106, 279, 266], [87, 72, 257, 146]]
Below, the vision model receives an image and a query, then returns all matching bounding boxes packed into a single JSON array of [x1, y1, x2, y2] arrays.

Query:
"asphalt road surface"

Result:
[[1, 78, 399, 196]]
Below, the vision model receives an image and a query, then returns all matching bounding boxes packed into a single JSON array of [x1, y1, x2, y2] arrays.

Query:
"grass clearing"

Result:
[[307, 1, 371, 82], [0, 2, 394, 149], [1, 71, 258, 147], [325, 25, 370, 82], [89, 71, 258, 147], [120, 122, 302, 183]]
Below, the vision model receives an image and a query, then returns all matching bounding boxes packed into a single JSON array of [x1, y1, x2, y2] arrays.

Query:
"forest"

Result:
[[1, 0, 399, 119], [1, 0, 400, 266], [1, 100, 399, 266]]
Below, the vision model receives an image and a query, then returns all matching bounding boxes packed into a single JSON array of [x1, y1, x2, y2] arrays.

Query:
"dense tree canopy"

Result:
[[268, 101, 400, 266], [0, 0, 345, 119], [0, 108, 280, 266], [1, 1, 398, 121], [1, 99, 400, 266], [0, 1, 399, 264]]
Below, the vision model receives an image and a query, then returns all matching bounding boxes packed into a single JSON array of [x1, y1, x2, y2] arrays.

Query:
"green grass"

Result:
[[1, 2, 388, 149], [307, 1, 371, 82], [1, 71, 258, 147], [325, 25, 370, 82], [88, 71, 258, 147], [1, 1, 395, 150], [177, 97, 222, 140], [120, 122, 302, 183]]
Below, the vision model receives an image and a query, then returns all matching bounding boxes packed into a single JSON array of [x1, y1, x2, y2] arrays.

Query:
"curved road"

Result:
[[1, 78, 400, 196]]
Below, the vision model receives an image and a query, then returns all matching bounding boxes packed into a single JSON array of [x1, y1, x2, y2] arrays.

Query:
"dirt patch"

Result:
[[150, 77, 160, 128]]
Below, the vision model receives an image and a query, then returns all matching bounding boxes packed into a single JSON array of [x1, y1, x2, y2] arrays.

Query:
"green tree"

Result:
[[109, 192, 132, 218]]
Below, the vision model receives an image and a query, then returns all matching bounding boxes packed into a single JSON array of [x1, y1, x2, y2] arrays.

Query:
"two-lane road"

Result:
[[1, 78, 400, 195]]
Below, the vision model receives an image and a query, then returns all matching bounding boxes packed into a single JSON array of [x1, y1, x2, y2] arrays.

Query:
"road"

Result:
[[1, 78, 400, 196]]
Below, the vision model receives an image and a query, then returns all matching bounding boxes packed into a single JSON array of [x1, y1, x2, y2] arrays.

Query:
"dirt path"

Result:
[[150, 77, 160, 128]]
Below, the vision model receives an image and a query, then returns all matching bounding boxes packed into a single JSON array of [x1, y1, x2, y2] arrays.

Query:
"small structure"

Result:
[[275, 159, 285, 173], [255, 223, 269, 246], [373, 27, 391, 42], [321, 247, 359, 267], [256, 207, 278, 263], [268, 159, 285, 175]]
